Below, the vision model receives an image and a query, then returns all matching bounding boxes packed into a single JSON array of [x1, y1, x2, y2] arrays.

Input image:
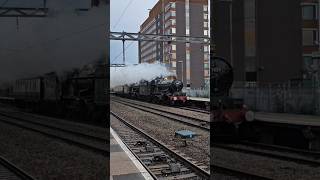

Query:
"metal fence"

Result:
[[230, 82, 320, 115], [183, 87, 210, 98]]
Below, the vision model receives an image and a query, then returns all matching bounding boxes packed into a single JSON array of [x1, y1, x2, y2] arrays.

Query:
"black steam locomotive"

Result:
[[113, 75, 188, 105], [7, 62, 108, 123]]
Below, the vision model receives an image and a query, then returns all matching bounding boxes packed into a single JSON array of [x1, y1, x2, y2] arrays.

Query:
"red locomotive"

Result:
[[211, 57, 256, 140]]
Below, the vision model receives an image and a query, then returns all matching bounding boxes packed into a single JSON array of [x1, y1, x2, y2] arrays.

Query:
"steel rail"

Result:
[[0, 113, 108, 156], [111, 111, 210, 179], [114, 97, 209, 122], [0, 156, 35, 180], [112, 99, 210, 131]]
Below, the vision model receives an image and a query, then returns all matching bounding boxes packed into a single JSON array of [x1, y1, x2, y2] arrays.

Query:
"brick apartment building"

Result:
[[301, 0, 320, 80], [213, 0, 320, 85], [138, 0, 209, 88]]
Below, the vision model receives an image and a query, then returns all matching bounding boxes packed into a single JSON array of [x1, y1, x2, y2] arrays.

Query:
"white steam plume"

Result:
[[110, 63, 175, 88]]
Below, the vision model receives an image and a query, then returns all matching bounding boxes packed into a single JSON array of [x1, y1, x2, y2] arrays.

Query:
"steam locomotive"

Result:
[[113, 75, 188, 105], [211, 57, 256, 140], [7, 62, 108, 123]]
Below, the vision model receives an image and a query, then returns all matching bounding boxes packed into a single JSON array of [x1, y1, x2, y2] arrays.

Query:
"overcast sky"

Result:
[[110, 0, 158, 65], [0, 0, 106, 83]]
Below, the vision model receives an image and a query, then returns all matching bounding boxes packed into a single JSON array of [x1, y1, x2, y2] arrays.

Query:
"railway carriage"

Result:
[[9, 62, 108, 123]]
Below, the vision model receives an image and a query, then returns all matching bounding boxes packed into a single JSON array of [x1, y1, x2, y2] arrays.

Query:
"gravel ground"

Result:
[[212, 146, 320, 179], [110, 100, 210, 168], [112, 96, 210, 121], [0, 108, 107, 139], [0, 120, 108, 180], [0, 105, 107, 139]]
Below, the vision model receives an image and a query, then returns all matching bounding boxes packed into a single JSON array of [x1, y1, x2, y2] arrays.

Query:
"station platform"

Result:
[[188, 97, 209, 102], [255, 112, 320, 127], [110, 127, 153, 180]]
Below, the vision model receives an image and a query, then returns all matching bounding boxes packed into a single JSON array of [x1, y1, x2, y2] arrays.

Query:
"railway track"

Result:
[[211, 164, 272, 180], [213, 142, 320, 167], [111, 111, 210, 179], [111, 111, 271, 179], [113, 97, 209, 121], [112, 98, 210, 131], [178, 107, 210, 114], [0, 111, 108, 156], [239, 141, 320, 158], [0, 156, 35, 180]]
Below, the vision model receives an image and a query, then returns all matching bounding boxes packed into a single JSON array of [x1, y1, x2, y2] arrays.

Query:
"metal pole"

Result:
[[182, 62, 184, 83], [178, 61, 184, 83], [122, 39, 125, 65], [162, 0, 165, 63], [229, 2, 233, 66]]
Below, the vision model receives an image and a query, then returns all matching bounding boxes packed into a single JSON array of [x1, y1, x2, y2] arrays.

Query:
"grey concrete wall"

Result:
[[256, 0, 302, 82], [176, 1, 186, 84], [190, 2, 205, 88]]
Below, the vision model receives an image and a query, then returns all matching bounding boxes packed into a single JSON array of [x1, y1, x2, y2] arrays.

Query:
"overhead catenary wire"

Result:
[[111, 0, 134, 30], [111, 41, 135, 64]]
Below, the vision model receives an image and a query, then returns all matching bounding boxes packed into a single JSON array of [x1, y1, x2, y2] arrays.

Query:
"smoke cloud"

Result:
[[0, 0, 107, 83], [110, 63, 175, 88]]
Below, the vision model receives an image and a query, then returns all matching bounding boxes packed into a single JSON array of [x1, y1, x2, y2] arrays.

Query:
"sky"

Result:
[[110, 0, 158, 65], [0, 0, 106, 83]]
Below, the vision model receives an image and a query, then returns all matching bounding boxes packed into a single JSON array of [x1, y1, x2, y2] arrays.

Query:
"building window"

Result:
[[204, 70, 209, 77], [172, 61, 176, 68], [172, 19, 176, 25], [203, 5, 208, 12], [204, 45, 209, 52], [204, 53, 209, 60], [204, 22, 208, 28], [302, 5, 317, 20], [303, 29, 318, 46], [171, 11, 176, 17], [172, 53, 176, 59], [204, 30, 208, 36], [186, 29, 190, 35], [172, 44, 176, 51], [204, 63, 209, 69], [172, 28, 176, 34], [204, 13, 208, 20], [171, 2, 176, 8]]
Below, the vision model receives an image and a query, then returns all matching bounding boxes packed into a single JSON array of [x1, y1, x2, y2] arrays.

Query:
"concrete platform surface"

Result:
[[188, 97, 210, 102], [110, 127, 153, 180], [255, 112, 320, 126]]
